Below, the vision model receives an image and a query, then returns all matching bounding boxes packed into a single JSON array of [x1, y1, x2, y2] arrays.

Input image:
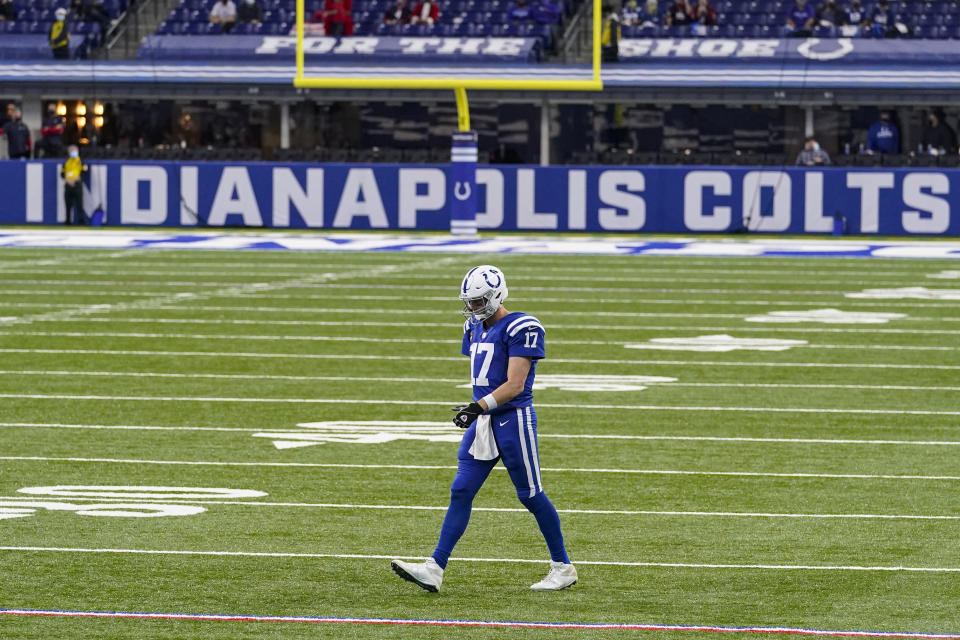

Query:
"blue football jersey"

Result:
[[461, 312, 546, 413]]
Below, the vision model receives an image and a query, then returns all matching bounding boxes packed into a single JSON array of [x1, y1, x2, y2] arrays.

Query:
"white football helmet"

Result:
[[459, 265, 508, 322]]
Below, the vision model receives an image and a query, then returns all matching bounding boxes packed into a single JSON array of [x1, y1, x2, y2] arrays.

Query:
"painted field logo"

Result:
[[457, 374, 678, 392], [846, 287, 960, 301], [253, 421, 465, 450], [625, 334, 807, 352], [0, 486, 266, 521], [744, 309, 906, 324], [927, 270, 960, 280]]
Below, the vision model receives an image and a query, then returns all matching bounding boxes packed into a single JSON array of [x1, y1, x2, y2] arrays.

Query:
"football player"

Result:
[[391, 265, 577, 592]]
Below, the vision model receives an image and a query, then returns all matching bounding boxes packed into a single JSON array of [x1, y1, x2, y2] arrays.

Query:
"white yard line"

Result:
[[142, 304, 960, 322], [0, 257, 461, 328], [0, 545, 956, 572], [1, 371, 958, 392], [3, 288, 957, 310], [0, 278, 921, 297], [5, 420, 960, 444], [3, 330, 958, 352], [11, 495, 960, 520], [3, 455, 960, 480], [3, 348, 959, 370], [19, 316, 960, 336], [0, 266, 940, 287], [1, 393, 957, 416], [0, 260, 944, 278]]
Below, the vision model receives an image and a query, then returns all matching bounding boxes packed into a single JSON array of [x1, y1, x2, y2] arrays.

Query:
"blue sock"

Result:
[[520, 491, 570, 564], [431, 489, 472, 570], [432, 459, 493, 570]]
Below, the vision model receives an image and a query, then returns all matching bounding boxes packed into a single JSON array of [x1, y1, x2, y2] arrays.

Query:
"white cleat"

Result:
[[530, 561, 578, 591], [391, 558, 443, 593]]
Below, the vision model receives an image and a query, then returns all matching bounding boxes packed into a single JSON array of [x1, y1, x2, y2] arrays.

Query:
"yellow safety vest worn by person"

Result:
[[61, 156, 85, 183], [601, 15, 620, 45], [49, 20, 70, 51]]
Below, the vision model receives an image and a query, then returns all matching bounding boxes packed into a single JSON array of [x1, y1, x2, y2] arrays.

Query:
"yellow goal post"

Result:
[[293, 0, 604, 103]]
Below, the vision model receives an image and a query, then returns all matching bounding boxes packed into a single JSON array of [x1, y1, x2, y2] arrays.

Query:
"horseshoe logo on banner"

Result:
[[454, 182, 472, 201]]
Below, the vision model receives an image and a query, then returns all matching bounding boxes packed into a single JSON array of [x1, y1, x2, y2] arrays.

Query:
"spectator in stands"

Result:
[[870, 0, 897, 36], [38, 104, 65, 158], [640, 0, 659, 25], [865, 110, 899, 154], [601, 4, 620, 61], [694, 0, 716, 26], [920, 109, 957, 155], [0, 103, 14, 132], [509, 0, 534, 21], [795, 137, 831, 165], [383, 0, 411, 24], [845, 0, 867, 27], [209, 0, 237, 33], [238, 0, 262, 24], [816, 0, 846, 26], [61, 145, 88, 225], [85, 0, 112, 37], [4, 108, 32, 159], [49, 8, 71, 59], [316, 0, 354, 34], [785, 0, 815, 36], [410, 0, 439, 25], [0, 0, 17, 21], [621, 0, 641, 26], [665, 0, 695, 26], [533, 0, 560, 23]]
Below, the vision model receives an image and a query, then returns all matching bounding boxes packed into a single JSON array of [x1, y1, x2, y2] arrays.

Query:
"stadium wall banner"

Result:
[[138, 35, 540, 62], [616, 37, 960, 65], [2, 160, 958, 236]]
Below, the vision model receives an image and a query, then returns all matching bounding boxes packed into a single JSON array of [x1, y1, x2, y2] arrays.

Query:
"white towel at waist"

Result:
[[468, 414, 499, 460]]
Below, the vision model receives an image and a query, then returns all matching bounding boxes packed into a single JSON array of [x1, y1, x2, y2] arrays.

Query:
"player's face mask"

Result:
[[459, 265, 508, 323]]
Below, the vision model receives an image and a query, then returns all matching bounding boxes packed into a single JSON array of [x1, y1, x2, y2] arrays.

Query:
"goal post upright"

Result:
[[292, 0, 603, 91], [293, 0, 603, 235]]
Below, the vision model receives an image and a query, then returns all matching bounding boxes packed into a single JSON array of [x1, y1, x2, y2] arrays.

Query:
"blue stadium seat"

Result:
[[813, 25, 836, 36], [375, 21, 401, 34]]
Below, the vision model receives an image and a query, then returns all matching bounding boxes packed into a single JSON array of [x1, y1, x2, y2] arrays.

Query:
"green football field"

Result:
[[1, 243, 959, 639]]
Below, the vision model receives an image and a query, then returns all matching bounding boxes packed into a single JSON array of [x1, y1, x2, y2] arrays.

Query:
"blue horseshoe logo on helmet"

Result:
[[483, 271, 501, 288]]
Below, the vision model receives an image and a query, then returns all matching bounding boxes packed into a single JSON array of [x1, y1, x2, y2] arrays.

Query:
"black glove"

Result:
[[451, 402, 484, 428]]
